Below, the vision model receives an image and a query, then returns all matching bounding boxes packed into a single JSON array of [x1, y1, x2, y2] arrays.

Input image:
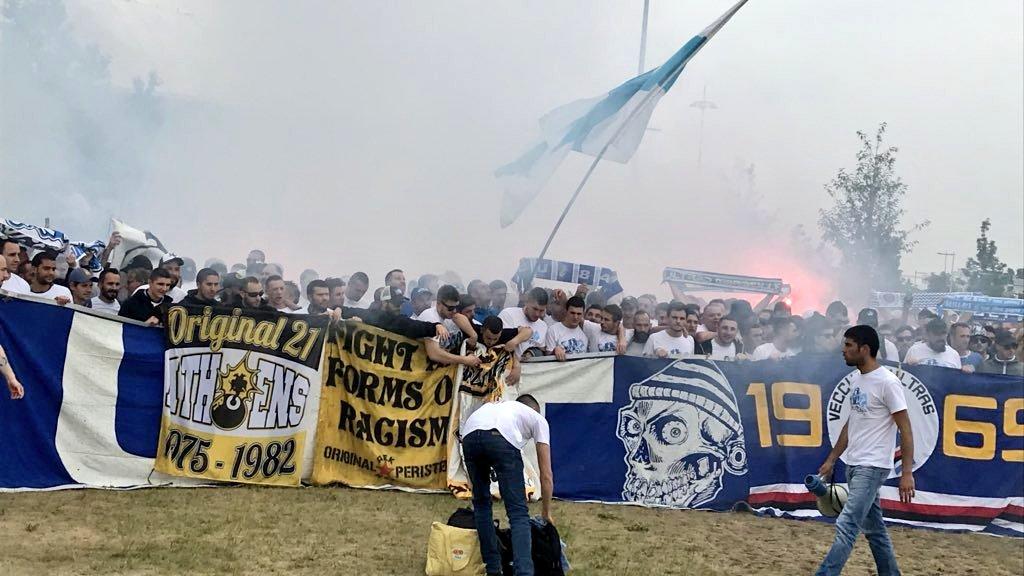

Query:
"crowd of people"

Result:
[[2, 236, 1023, 389]]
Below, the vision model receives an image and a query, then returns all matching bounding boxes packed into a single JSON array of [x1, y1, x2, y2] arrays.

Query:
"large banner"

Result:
[[311, 321, 457, 489], [520, 355, 1024, 536], [156, 305, 328, 486], [0, 295, 197, 490]]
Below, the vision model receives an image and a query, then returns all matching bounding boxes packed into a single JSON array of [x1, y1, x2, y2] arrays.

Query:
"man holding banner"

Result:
[[816, 325, 915, 576]]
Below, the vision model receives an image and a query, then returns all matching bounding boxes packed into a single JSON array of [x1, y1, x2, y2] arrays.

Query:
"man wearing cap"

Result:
[[91, 268, 122, 315], [816, 325, 914, 576], [904, 318, 961, 369], [979, 331, 1023, 376], [856, 308, 899, 362], [67, 268, 97, 307], [134, 254, 187, 303]]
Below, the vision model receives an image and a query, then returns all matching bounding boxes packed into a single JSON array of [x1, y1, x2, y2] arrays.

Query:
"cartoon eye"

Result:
[[654, 416, 688, 445], [619, 415, 642, 438]]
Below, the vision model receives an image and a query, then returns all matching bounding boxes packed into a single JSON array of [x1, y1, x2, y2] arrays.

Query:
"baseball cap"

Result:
[[160, 253, 184, 267], [856, 308, 879, 328], [994, 331, 1016, 348], [67, 268, 97, 284], [379, 286, 408, 304], [127, 254, 154, 271]]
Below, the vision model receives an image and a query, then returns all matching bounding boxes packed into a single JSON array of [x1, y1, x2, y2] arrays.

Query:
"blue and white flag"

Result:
[[496, 0, 749, 227], [0, 219, 68, 251]]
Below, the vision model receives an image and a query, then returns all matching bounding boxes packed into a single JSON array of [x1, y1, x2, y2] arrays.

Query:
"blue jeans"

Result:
[[816, 465, 901, 576], [463, 429, 533, 576]]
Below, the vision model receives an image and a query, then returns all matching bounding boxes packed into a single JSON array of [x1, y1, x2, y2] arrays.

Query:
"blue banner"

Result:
[[520, 355, 1023, 536]]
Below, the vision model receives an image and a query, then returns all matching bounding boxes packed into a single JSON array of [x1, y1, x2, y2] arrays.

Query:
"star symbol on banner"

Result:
[[377, 462, 392, 478]]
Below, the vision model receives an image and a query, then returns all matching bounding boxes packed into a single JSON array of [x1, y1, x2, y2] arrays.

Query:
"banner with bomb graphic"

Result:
[[155, 305, 328, 486]]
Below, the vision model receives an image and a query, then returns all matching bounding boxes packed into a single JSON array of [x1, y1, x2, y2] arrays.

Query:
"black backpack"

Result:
[[446, 507, 477, 529], [495, 520, 564, 576]]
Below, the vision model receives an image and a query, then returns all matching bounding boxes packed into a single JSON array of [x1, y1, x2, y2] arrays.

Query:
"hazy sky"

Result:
[[4, 0, 1022, 309]]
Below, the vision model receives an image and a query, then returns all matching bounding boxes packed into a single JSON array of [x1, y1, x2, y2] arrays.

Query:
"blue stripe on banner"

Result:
[[115, 322, 165, 458], [0, 298, 76, 488]]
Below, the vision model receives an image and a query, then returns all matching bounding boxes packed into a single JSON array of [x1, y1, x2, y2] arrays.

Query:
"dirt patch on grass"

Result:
[[1, 487, 1020, 575]]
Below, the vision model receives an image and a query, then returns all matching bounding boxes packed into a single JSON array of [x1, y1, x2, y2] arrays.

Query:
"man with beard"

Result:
[[642, 302, 694, 358], [325, 277, 346, 309], [626, 310, 652, 356], [181, 268, 221, 307], [816, 325, 914, 576], [904, 318, 961, 368], [304, 279, 331, 315], [498, 287, 548, 358], [90, 268, 122, 315], [27, 252, 72, 305], [583, 304, 628, 354], [239, 276, 276, 311]]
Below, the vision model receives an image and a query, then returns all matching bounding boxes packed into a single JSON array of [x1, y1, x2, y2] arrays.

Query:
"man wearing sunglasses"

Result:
[[239, 276, 276, 312], [415, 284, 476, 353], [893, 325, 916, 362]]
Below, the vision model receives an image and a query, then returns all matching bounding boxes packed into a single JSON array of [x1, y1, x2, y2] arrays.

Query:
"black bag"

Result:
[[446, 507, 477, 529], [495, 520, 564, 576]]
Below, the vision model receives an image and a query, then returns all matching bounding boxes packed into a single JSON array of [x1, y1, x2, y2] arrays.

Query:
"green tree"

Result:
[[961, 219, 1013, 297], [819, 123, 928, 292]]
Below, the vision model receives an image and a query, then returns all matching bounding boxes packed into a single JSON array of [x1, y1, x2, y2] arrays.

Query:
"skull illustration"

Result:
[[618, 359, 746, 507]]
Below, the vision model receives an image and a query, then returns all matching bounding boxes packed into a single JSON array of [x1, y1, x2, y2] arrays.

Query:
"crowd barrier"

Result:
[[1, 293, 1021, 536]]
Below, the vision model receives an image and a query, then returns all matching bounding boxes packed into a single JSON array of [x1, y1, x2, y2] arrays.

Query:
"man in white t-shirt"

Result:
[[642, 302, 694, 358], [545, 296, 588, 361], [27, 252, 72, 305], [696, 315, 744, 360], [0, 239, 31, 295], [343, 272, 370, 308], [817, 325, 915, 576], [415, 284, 475, 353], [752, 316, 799, 361], [585, 304, 629, 354], [461, 395, 553, 576], [904, 318, 961, 369], [498, 287, 548, 358], [90, 268, 122, 315]]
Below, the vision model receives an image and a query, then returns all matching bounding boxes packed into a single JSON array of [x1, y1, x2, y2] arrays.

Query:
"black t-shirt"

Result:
[[473, 324, 519, 346]]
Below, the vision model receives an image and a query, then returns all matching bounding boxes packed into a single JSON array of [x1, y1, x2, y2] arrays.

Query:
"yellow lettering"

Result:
[[943, 394, 996, 460], [772, 382, 822, 447], [745, 383, 772, 448], [1003, 398, 1024, 463]]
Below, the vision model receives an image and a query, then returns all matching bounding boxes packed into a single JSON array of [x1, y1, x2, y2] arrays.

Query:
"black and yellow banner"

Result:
[[156, 305, 328, 486], [312, 321, 458, 489]]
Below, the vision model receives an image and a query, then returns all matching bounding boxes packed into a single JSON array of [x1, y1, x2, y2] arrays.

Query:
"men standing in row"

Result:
[[642, 302, 694, 358]]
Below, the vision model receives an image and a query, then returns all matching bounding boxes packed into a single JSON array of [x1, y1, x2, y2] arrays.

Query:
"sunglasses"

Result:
[[440, 301, 460, 311], [245, 291, 264, 297], [970, 337, 990, 344]]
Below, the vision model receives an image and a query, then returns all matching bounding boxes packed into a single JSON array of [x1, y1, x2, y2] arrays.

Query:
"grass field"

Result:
[[1, 486, 1021, 575]]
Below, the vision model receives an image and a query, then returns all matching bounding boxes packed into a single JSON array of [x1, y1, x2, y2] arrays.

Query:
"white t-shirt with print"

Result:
[[498, 307, 547, 357], [0, 273, 31, 294], [844, 366, 908, 469], [708, 340, 737, 361], [545, 322, 588, 355], [29, 283, 73, 302], [904, 342, 961, 369], [642, 331, 694, 357], [751, 342, 798, 361], [415, 306, 465, 352], [584, 320, 619, 353]]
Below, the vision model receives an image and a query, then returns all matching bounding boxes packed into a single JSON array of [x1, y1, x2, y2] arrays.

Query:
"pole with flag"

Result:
[[495, 0, 750, 284]]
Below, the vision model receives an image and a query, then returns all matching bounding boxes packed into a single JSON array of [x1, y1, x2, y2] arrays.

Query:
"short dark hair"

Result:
[[385, 269, 404, 283], [349, 272, 369, 285], [826, 300, 848, 316], [31, 251, 58, 267], [325, 277, 345, 290], [565, 295, 585, 310], [603, 304, 623, 323], [482, 315, 503, 334], [719, 315, 739, 327], [458, 293, 476, 311], [244, 276, 261, 287], [667, 301, 686, 316], [926, 318, 947, 335], [526, 287, 548, 306], [488, 279, 507, 291], [771, 316, 795, 333], [844, 324, 880, 357], [895, 324, 914, 335], [516, 394, 540, 411], [1, 238, 20, 253], [437, 284, 459, 303], [306, 279, 329, 297], [655, 302, 669, 314], [196, 267, 219, 285], [264, 274, 284, 287], [150, 267, 172, 282], [684, 304, 700, 318], [948, 322, 970, 336], [98, 268, 120, 284]]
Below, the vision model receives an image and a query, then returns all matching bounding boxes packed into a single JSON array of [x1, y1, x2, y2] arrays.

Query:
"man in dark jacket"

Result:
[[694, 315, 744, 360], [979, 331, 1023, 376], [119, 268, 173, 325], [179, 268, 221, 307]]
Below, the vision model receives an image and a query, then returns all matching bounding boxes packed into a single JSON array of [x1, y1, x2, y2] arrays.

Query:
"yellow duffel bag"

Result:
[[424, 521, 486, 575]]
